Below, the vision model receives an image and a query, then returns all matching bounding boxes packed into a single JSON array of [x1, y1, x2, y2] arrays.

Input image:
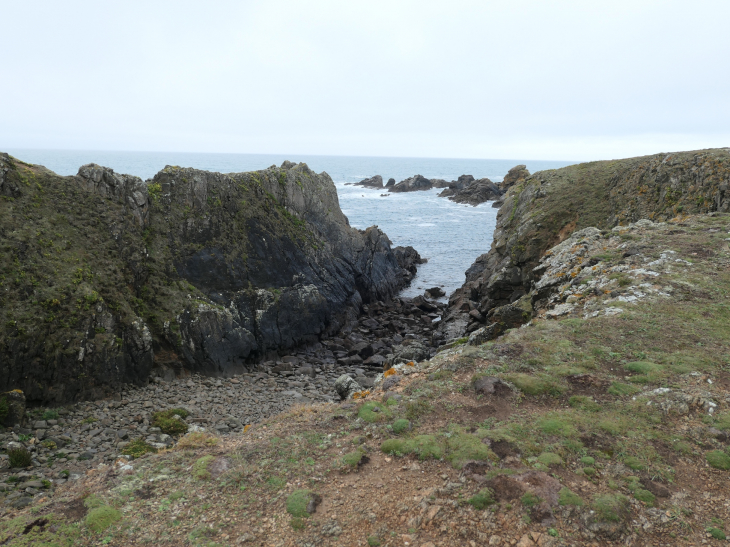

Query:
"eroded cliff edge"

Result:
[[0, 155, 421, 404], [441, 148, 730, 338]]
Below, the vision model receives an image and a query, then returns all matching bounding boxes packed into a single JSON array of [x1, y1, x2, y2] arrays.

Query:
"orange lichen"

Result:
[[243, 424, 251, 433], [352, 390, 371, 400], [406, 361, 415, 367], [383, 368, 398, 378]]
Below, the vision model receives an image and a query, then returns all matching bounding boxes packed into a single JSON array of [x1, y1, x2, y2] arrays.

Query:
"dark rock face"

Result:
[[385, 178, 396, 187], [0, 154, 422, 404], [439, 176, 502, 206], [354, 175, 383, 188], [441, 148, 730, 339]]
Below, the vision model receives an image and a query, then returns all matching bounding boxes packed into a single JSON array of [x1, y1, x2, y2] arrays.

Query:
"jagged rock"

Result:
[[334, 375, 363, 400], [389, 174, 434, 193], [425, 287, 445, 298], [76, 164, 151, 227], [354, 175, 383, 188], [439, 177, 502, 206], [499, 165, 530, 192], [385, 178, 395, 187]]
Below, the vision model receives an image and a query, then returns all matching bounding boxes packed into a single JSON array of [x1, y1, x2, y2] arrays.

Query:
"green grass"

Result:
[[706, 450, 730, 470], [357, 401, 391, 423], [521, 492, 540, 507], [503, 373, 565, 396], [8, 447, 31, 468], [633, 488, 655, 506], [608, 382, 641, 396], [709, 527, 727, 540], [342, 450, 365, 468], [85, 505, 122, 533], [468, 488, 496, 510]]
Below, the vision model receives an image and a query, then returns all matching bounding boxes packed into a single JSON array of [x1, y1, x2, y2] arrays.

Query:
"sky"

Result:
[[2, 0, 729, 161]]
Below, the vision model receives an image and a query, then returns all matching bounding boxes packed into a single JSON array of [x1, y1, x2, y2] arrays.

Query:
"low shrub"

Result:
[[558, 487, 583, 506], [8, 447, 32, 468], [634, 488, 655, 506], [446, 433, 495, 468], [591, 494, 628, 522], [709, 528, 727, 540], [468, 488, 496, 510], [42, 409, 59, 420], [392, 418, 411, 435], [286, 489, 314, 518], [342, 450, 366, 468], [175, 431, 218, 449]]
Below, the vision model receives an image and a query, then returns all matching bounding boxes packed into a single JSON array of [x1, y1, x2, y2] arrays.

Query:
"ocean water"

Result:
[[5, 149, 574, 298]]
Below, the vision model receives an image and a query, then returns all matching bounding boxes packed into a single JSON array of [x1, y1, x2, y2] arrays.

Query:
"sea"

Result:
[[4, 149, 575, 299]]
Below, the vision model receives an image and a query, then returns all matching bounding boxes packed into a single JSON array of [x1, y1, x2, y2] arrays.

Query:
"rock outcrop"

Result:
[[353, 175, 383, 188], [440, 148, 730, 339], [389, 174, 450, 193], [0, 154, 422, 405], [439, 175, 502, 206], [499, 164, 530, 192]]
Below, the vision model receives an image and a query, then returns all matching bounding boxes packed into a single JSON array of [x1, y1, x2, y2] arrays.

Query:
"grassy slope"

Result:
[[5, 212, 730, 545]]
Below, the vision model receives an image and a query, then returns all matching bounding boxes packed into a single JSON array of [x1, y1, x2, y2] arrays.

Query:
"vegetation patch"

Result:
[[591, 494, 629, 522], [151, 408, 189, 435], [193, 455, 215, 480], [392, 418, 411, 435], [503, 373, 565, 396], [85, 505, 122, 533], [8, 447, 31, 468], [706, 450, 730, 470], [286, 489, 314, 518], [558, 487, 583, 506], [121, 439, 157, 459], [468, 488, 496, 510]]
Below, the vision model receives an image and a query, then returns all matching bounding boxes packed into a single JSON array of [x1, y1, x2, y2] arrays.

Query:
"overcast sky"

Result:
[[2, 1, 729, 161]]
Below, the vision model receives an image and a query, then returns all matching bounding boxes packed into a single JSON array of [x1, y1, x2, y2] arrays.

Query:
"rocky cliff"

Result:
[[441, 148, 730, 338], [0, 154, 421, 405]]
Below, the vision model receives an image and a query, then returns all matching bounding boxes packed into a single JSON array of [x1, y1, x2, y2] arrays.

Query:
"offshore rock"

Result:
[[0, 154, 422, 404], [439, 176, 502, 206], [353, 175, 384, 188]]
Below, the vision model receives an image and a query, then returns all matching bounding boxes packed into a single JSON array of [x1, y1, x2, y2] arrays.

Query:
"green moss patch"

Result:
[[151, 408, 189, 435], [445, 433, 496, 468], [286, 489, 314, 518], [392, 418, 411, 435], [85, 505, 122, 533], [121, 438, 157, 459], [357, 401, 390, 423], [503, 373, 565, 396], [192, 455, 215, 480], [591, 494, 629, 523]]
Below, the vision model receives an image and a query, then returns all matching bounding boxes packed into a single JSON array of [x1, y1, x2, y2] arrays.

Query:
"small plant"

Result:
[[175, 431, 218, 449], [583, 467, 596, 476], [60, 469, 70, 478], [503, 373, 565, 396], [580, 456, 595, 466], [392, 418, 411, 435], [290, 517, 307, 530], [41, 409, 59, 420], [366, 536, 381, 547], [42, 440, 57, 450], [521, 492, 540, 507], [623, 456, 646, 471], [706, 450, 730, 470], [121, 439, 157, 459], [468, 488, 496, 510], [342, 450, 366, 468], [591, 494, 628, 523], [8, 447, 32, 468], [558, 487, 583, 506], [708, 527, 727, 540], [633, 488, 655, 506], [151, 408, 189, 435]]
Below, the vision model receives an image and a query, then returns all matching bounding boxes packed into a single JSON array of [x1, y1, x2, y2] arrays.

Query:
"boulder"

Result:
[[425, 287, 445, 298], [386, 341, 429, 367], [334, 375, 363, 400], [385, 178, 396, 187], [439, 177, 502, 206], [390, 174, 434, 193]]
